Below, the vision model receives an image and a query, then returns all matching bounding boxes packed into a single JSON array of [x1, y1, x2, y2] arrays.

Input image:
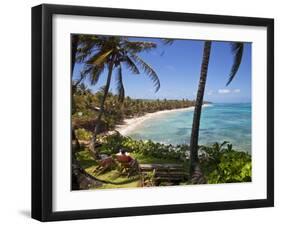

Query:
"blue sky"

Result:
[[73, 37, 251, 103]]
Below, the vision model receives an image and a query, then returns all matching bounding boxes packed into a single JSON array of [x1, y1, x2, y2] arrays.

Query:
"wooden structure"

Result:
[[139, 163, 188, 186]]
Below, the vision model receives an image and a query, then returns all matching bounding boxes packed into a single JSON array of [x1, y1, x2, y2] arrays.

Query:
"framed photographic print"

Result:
[[32, 4, 274, 221]]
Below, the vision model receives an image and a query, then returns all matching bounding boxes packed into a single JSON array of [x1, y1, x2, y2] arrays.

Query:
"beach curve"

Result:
[[115, 104, 212, 135]]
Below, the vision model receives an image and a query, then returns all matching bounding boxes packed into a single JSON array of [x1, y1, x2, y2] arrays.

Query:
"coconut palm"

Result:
[[81, 36, 160, 156], [71, 35, 99, 146], [189, 41, 244, 183], [71, 34, 102, 190]]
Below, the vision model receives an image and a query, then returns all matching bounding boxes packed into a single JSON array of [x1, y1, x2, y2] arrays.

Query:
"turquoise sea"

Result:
[[126, 103, 252, 153]]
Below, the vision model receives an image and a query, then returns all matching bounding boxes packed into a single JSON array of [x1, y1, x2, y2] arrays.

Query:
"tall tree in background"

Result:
[[189, 41, 244, 183]]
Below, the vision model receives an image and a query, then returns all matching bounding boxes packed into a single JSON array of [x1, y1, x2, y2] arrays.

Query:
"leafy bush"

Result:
[[200, 142, 252, 183], [97, 136, 252, 184], [98, 133, 187, 161], [75, 128, 93, 141], [97, 133, 125, 155]]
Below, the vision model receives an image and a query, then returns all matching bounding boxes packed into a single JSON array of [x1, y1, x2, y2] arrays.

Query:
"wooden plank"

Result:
[[139, 163, 188, 183], [154, 177, 185, 181], [155, 172, 188, 176], [141, 168, 184, 173], [139, 163, 183, 170]]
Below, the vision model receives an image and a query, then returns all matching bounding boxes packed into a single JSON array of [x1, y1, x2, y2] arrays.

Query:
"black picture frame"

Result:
[[32, 4, 274, 222]]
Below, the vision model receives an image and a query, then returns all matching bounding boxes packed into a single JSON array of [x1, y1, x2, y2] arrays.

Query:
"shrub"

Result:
[[75, 128, 92, 141], [200, 142, 252, 183], [98, 136, 252, 184], [98, 133, 187, 161]]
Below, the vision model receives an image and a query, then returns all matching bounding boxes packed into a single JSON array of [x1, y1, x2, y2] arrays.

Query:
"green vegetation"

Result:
[[74, 134, 252, 189], [75, 128, 93, 141], [75, 146, 141, 189], [97, 133, 188, 163], [72, 87, 196, 133], [76, 149, 97, 169], [200, 142, 252, 183], [78, 36, 162, 154], [71, 34, 249, 190]]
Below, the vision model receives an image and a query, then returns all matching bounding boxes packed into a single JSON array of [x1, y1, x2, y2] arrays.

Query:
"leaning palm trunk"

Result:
[[71, 153, 104, 190], [189, 41, 212, 183], [90, 60, 115, 158]]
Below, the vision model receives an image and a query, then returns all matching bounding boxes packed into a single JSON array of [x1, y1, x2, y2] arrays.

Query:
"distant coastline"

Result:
[[115, 104, 212, 135]]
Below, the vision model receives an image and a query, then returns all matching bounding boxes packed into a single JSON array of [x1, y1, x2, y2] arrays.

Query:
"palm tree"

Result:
[[80, 36, 160, 157], [189, 41, 244, 183], [71, 34, 102, 190], [71, 34, 99, 146]]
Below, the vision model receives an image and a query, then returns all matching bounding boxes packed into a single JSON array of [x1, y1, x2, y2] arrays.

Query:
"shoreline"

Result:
[[115, 104, 212, 135]]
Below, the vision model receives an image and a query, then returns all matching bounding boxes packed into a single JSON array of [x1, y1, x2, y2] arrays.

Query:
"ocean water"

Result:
[[126, 103, 252, 153]]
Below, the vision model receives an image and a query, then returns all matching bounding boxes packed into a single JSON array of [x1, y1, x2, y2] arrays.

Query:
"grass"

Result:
[[75, 149, 141, 189], [74, 137, 252, 189], [75, 149, 98, 168], [131, 152, 185, 164], [99, 180, 140, 189], [75, 147, 191, 190], [85, 167, 141, 189]]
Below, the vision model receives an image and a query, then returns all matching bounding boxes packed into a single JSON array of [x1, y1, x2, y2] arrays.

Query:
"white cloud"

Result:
[[218, 89, 231, 94], [233, 89, 241, 93]]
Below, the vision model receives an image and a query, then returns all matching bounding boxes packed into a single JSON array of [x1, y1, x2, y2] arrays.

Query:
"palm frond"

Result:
[[75, 35, 101, 63], [130, 54, 160, 92], [226, 42, 244, 86], [76, 50, 92, 63], [124, 56, 140, 74], [116, 65, 125, 102], [87, 49, 113, 66], [124, 41, 157, 53], [73, 71, 86, 87], [98, 85, 106, 93], [90, 65, 105, 85], [81, 64, 92, 74], [94, 49, 113, 65], [162, 38, 174, 45]]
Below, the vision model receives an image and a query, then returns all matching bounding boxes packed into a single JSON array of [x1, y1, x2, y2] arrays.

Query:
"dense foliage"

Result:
[[200, 142, 252, 183], [95, 134, 252, 183], [72, 85, 196, 133], [97, 133, 187, 162], [74, 131, 252, 187]]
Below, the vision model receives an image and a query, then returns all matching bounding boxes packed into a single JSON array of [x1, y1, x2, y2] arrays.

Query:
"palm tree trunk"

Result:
[[71, 35, 79, 74], [90, 60, 115, 158], [189, 41, 212, 180]]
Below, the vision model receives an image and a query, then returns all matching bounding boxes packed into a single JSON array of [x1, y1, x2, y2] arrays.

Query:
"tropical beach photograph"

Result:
[[71, 34, 252, 190]]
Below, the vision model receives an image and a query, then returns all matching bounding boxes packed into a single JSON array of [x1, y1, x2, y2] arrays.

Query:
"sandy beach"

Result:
[[115, 104, 212, 135]]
